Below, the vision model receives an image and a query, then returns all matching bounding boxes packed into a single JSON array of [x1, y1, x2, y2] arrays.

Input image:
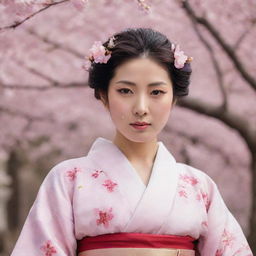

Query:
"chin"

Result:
[[125, 134, 157, 144]]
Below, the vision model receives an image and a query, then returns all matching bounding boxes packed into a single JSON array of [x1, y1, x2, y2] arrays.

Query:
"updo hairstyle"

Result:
[[87, 27, 192, 105]]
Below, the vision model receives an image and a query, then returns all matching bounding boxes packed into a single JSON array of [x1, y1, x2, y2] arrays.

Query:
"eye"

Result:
[[117, 88, 132, 94], [117, 88, 167, 96], [151, 90, 166, 96]]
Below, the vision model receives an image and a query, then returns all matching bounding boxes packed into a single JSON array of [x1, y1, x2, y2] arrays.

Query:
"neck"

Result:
[[112, 131, 159, 166]]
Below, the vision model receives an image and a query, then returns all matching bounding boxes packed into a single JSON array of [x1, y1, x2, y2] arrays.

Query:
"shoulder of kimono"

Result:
[[176, 163, 226, 212], [176, 162, 218, 190], [44, 155, 93, 181]]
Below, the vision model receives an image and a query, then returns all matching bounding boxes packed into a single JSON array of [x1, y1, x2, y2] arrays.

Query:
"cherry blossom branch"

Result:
[[165, 125, 235, 166], [4, 31, 84, 87], [0, 0, 69, 32], [2, 82, 86, 90], [234, 21, 256, 50], [0, 105, 55, 122], [27, 28, 83, 58], [181, 0, 256, 91], [11, 57, 60, 85], [188, 17, 228, 110], [0, 0, 151, 32], [177, 97, 256, 153]]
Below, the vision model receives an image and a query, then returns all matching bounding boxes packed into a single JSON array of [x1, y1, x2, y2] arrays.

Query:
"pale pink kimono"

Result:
[[11, 137, 253, 256]]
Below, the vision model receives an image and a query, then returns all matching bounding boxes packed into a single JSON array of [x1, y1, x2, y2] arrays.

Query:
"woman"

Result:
[[11, 28, 252, 256]]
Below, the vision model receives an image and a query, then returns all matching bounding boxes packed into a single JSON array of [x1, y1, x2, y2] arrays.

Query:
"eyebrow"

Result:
[[115, 80, 168, 87]]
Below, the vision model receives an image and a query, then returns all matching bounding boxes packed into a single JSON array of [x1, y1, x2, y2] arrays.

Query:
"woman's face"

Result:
[[101, 57, 174, 143]]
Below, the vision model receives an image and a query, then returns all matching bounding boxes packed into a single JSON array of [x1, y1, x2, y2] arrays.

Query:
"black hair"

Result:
[[87, 27, 192, 105]]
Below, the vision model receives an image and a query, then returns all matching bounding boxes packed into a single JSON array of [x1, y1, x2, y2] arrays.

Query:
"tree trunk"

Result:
[[248, 150, 256, 254], [6, 150, 22, 231]]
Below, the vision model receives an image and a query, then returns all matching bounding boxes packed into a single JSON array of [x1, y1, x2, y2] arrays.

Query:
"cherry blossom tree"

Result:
[[0, 0, 255, 254], [178, 1, 256, 250]]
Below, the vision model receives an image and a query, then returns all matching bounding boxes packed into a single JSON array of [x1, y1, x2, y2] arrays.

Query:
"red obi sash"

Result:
[[77, 232, 198, 253]]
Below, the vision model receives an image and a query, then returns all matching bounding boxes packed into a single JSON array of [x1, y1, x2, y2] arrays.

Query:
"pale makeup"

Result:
[[101, 57, 174, 146]]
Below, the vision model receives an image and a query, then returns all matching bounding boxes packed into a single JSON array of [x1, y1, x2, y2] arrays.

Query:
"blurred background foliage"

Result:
[[0, 0, 256, 255]]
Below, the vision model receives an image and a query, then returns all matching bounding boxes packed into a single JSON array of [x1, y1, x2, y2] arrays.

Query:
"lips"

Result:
[[131, 122, 150, 126]]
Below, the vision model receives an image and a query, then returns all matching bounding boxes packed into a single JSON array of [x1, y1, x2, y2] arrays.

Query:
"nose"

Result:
[[133, 94, 149, 117]]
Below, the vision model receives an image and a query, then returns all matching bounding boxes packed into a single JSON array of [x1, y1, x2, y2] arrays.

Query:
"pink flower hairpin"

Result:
[[82, 36, 116, 71], [82, 38, 192, 71], [171, 43, 193, 69]]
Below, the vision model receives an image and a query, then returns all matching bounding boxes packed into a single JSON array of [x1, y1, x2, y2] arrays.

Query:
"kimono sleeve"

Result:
[[11, 162, 77, 256], [196, 176, 253, 256]]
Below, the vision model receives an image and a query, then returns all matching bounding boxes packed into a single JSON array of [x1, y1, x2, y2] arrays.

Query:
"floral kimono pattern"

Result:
[[11, 137, 253, 256]]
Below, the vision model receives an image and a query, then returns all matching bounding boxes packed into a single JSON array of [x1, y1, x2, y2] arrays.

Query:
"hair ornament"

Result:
[[107, 36, 117, 49], [82, 37, 193, 72], [82, 36, 117, 71], [171, 43, 193, 69]]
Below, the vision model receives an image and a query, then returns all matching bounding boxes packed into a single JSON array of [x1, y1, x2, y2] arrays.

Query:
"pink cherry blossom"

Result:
[[70, 0, 88, 11], [95, 207, 114, 228], [88, 41, 111, 64], [215, 249, 224, 256], [179, 174, 199, 186], [173, 44, 188, 69], [66, 167, 81, 181], [40, 240, 57, 256], [222, 229, 236, 247], [201, 191, 210, 210], [91, 169, 104, 178], [3, 1, 34, 16], [179, 189, 188, 198], [102, 179, 118, 192]]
